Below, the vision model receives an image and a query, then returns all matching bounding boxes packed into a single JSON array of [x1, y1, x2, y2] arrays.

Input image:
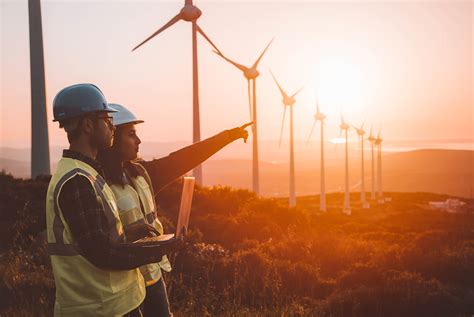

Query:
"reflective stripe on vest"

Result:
[[110, 164, 172, 285], [46, 158, 145, 316], [48, 168, 125, 256], [129, 172, 172, 275]]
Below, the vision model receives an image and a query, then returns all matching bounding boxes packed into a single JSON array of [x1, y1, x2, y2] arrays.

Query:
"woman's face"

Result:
[[117, 123, 141, 161]]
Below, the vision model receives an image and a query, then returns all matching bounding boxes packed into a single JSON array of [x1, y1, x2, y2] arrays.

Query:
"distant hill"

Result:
[[0, 158, 29, 178], [382, 149, 474, 198], [202, 149, 474, 198], [1, 148, 472, 198]]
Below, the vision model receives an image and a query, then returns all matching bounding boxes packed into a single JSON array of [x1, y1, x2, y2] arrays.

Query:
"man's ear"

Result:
[[81, 117, 95, 135]]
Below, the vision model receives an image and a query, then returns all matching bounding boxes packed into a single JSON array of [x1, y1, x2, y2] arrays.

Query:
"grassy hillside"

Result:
[[1, 172, 473, 316]]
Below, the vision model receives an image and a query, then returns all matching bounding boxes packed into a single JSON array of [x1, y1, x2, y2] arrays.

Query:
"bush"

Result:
[[1, 172, 474, 316]]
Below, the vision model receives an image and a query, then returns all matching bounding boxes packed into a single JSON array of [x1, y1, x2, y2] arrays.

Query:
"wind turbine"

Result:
[[353, 123, 370, 209], [307, 97, 326, 212], [375, 130, 384, 203], [132, 0, 221, 185], [271, 71, 304, 207], [29, 0, 50, 178], [339, 115, 351, 215], [213, 39, 273, 196], [367, 127, 376, 200]]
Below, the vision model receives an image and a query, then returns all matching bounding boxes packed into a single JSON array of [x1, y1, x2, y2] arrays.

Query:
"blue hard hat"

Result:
[[52, 83, 117, 122], [108, 104, 144, 127]]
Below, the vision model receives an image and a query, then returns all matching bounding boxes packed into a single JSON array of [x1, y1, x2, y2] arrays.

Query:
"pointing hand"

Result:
[[228, 122, 254, 143]]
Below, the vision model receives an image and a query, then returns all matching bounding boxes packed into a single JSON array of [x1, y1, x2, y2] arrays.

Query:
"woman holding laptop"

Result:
[[96, 103, 251, 317]]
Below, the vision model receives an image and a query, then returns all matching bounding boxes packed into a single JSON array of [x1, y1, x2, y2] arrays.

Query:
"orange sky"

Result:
[[1, 0, 472, 148]]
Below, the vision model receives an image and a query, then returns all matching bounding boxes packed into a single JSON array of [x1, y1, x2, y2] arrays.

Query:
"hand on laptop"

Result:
[[124, 222, 160, 242]]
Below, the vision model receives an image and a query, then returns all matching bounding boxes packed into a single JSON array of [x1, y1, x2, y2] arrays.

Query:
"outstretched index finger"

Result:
[[240, 121, 254, 130]]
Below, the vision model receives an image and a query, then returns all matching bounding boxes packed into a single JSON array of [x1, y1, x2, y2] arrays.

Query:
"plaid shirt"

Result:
[[59, 150, 166, 270]]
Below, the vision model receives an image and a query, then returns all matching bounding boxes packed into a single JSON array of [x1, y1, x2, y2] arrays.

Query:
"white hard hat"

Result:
[[108, 103, 144, 127]]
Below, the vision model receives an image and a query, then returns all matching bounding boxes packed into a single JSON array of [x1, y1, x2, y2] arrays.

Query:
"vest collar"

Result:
[[63, 149, 105, 177]]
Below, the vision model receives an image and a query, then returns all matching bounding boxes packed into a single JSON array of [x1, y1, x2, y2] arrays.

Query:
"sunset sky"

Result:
[[1, 0, 472, 149]]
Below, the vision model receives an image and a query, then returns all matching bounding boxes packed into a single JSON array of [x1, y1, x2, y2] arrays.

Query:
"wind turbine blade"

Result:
[[247, 80, 253, 121], [212, 50, 248, 73], [132, 13, 182, 52], [251, 38, 274, 69], [270, 70, 288, 99], [196, 24, 222, 54], [291, 85, 304, 98], [279, 106, 287, 148], [306, 120, 317, 145]]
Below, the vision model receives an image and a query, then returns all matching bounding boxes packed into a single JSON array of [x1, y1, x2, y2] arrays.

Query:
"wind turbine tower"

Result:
[[307, 97, 326, 211], [132, 0, 221, 185], [271, 71, 303, 207], [367, 127, 376, 200], [340, 116, 351, 215], [213, 39, 273, 196], [29, 0, 50, 178], [353, 123, 370, 209], [375, 130, 384, 203]]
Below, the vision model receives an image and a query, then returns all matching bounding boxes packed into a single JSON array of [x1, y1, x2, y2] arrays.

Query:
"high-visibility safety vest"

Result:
[[110, 162, 171, 287], [45, 157, 145, 317]]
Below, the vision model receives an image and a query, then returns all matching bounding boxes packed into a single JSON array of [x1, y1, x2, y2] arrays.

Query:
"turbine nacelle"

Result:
[[315, 112, 326, 121], [375, 130, 382, 144], [215, 39, 272, 80], [180, 4, 202, 21], [340, 123, 350, 131], [244, 68, 260, 79], [340, 116, 350, 131], [283, 96, 296, 106], [354, 127, 365, 136]]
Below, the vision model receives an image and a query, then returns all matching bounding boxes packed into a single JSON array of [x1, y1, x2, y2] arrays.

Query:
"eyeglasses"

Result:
[[94, 115, 114, 126]]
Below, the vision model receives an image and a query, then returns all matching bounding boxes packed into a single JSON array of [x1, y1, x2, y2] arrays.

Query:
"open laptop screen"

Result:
[[132, 176, 195, 245], [175, 176, 195, 238]]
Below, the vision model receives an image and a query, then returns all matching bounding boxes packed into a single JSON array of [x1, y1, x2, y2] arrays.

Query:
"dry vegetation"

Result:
[[1, 171, 473, 316]]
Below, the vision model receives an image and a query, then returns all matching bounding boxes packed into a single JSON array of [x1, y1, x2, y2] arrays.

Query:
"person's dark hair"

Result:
[[96, 126, 140, 186], [60, 117, 82, 143]]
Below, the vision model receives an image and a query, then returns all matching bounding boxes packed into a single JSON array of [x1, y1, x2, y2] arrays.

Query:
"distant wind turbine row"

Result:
[[307, 109, 386, 213], [131, 0, 388, 211], [28, 0, 388, 214]]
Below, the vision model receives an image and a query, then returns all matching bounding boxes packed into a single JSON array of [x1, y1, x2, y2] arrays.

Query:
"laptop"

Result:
[[132, 176, 195, 246]]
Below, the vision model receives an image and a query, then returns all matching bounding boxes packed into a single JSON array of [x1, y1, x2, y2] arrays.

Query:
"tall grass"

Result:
[[1, 172, 473, 316]]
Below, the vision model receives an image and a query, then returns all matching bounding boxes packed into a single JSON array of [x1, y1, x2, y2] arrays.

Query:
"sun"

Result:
[[330, 137, 346, 144], [312, 57, 376, 118]]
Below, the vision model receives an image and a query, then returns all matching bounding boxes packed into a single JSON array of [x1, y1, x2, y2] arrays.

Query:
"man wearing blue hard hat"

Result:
[[45, 83, 174, 316]]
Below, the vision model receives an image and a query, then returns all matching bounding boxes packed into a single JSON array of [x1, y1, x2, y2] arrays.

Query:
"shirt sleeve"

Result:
[[59, 174, 170, 270], [140, 130, 236, 192]]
